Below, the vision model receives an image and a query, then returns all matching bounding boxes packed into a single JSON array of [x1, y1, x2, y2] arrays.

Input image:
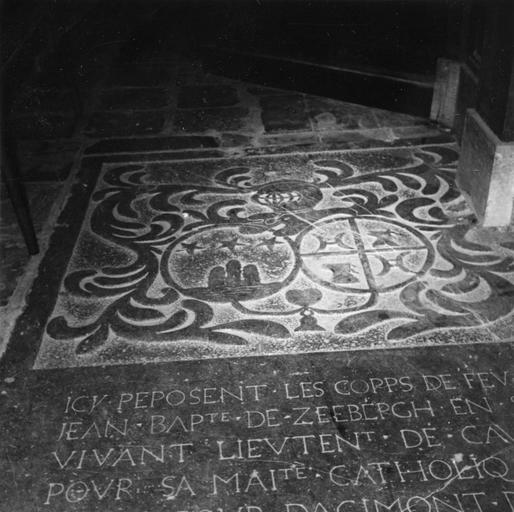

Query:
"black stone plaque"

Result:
[[1, 344, 513, 511]]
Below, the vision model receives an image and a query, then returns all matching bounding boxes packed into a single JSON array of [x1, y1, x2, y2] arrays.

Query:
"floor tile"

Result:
[[174, 107, 250, 132], [0, 182, 61, 237], [10, 114, 77, 139], [260, 94, 311, 132], [106, 65, 173, 87], [17, 148, 78, 181], [0, 183, 61, 305], [10, 87, 77, 115], [97, 88, 170, 110], [84, 135, 220, 154], [85, 111, 166, 137], [177, 85, 240, 108], [306, 98, 379, 130], [373, 108, 429, 127]]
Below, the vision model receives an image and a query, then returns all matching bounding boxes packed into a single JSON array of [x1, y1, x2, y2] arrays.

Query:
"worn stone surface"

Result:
[[11, 114, 77, 139], [373, 109, 429, 128], [10, 87, 77, 115], [0, 240, 29, 307], [0, 183, 61, 236], [0, 182, 61, 306], [260, 95, 430, 137], [260, 94, 312, 132], [17, 145, 80, 181], [0, 71, 473, 322], [220, 134, 254, 148], [306, 98, 379, 131], [106, 65, 173, 87], [84, 136, 220, 155], [177, 86, 240, 109], [85, 111, 166, 137], [319, 128, 453, 151], [259, 133, 319, 147], [97, 88, 170, 110], [174, 107, 250, 133]]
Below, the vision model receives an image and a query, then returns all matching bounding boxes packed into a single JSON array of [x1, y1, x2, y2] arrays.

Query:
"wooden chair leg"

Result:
[[1, 147, 39, 255]]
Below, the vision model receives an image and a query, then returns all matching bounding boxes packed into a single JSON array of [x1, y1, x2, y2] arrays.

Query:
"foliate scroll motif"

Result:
[[37, 148, 514, 367]]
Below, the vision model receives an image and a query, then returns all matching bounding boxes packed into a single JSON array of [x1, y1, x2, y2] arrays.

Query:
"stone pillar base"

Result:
[[430, 58, 461, 128], [457, 109, 514, 227]]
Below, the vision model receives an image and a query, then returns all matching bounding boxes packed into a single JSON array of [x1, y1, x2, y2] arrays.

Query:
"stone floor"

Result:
[[0, 52, 450, 322], [1, 41, 514, 512]]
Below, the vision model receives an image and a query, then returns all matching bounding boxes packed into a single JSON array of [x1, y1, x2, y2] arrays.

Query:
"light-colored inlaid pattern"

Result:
[[35, 146, 514, 368]]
